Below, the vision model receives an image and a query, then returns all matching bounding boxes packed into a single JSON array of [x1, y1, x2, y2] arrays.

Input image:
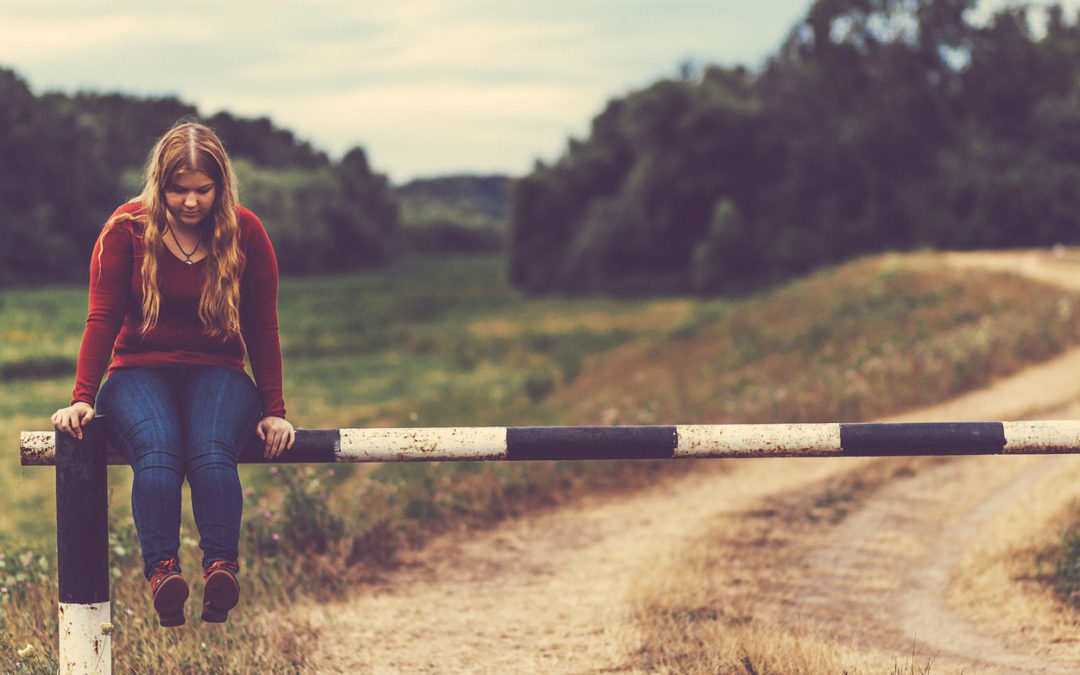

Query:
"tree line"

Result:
[[510, 0, 1080, 294], [0, 67, 398, 286]]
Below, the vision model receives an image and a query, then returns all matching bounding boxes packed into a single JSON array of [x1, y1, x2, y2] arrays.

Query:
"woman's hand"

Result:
[[257, 416, 295, 459], [51, 402, 96, 440]]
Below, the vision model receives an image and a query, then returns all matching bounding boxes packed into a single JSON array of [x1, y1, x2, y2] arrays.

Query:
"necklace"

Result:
[[167, 224, 202, 264]]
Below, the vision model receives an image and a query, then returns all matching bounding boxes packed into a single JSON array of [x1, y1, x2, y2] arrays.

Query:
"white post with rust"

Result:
[[55, 421, 111, 675]]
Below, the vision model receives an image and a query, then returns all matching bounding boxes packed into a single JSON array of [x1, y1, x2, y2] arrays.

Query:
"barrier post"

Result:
[[55, 420, 111, 675]]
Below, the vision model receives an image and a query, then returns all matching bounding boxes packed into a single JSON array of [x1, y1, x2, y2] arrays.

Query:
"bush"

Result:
[[1050, 509, 1080, 603], [245, 466, 344, 557], [399, 222, 504, 254]]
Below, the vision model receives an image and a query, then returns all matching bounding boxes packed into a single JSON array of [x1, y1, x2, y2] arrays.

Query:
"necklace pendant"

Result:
[[184, 259, 194, 265]]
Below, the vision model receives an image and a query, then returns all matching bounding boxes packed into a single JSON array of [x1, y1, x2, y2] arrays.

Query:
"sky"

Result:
[[1, 1, 1075, 182]]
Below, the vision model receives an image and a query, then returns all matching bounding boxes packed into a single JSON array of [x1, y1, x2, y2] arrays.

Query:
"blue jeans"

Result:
[[96, 365, 261, 578]]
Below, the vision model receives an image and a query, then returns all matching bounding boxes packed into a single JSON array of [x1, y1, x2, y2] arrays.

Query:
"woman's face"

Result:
[[164, 170, 217, 228]]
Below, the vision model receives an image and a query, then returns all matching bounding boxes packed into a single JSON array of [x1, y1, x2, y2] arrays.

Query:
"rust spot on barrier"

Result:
[[19, 431, 55, 465], [58, 604, 74, 671], [408, 430, 440, 453]]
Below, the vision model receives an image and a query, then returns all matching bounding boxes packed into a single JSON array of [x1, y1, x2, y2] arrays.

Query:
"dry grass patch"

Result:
[[950, 454, 1080, 658], [467, 299, 695, 338]]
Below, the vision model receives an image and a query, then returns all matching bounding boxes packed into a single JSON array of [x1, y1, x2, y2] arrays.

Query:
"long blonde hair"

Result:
[[101, 122, 244, 337]]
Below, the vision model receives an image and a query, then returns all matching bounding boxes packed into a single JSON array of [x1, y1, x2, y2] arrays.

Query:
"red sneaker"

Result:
[[148, 558, 188, 627], [201, 560, 240, 623]]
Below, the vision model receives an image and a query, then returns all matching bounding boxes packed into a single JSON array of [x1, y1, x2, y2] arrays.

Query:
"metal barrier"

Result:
[[20, 418, 1080, 674]]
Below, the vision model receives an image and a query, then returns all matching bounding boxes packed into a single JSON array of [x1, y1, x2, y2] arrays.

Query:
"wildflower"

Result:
[[100, 623, 115, 636], [1, 587, 7, 594], [269, 466, 278, 474], [272, 533, 280, 542], [16, 644, 34, 659], [20, 552, 32, 567], [326, 469, 335, 477], [242, 487, 255, 497], [263, 510, 273, 520]]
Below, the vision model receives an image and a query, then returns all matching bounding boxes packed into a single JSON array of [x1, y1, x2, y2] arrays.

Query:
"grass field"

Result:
[[5, 252, 1080, 671]]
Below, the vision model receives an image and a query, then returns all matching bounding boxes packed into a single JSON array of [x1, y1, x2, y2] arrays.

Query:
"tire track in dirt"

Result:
[[798, 453, 1077, 673], [896, 455, 1073, 672], [299, 250, 1080, 673]]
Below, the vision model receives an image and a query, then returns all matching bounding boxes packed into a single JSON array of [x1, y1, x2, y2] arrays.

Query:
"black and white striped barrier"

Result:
[[20, 419, 1080, 674], [21, 421, 1080, 467]]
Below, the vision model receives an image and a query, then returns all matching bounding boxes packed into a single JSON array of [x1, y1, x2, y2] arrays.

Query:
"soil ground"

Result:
[[300, 250, 1080, 673]]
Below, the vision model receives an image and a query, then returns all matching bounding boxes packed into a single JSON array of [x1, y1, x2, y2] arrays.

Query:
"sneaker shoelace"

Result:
[[150, 558, 182, 592], [204, 560, 238, 578]]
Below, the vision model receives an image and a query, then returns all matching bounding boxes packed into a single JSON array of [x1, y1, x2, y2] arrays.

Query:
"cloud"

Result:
[[202, 79, 602, 179], [0, 14, 144, 59], [0, 1, 815, 179]]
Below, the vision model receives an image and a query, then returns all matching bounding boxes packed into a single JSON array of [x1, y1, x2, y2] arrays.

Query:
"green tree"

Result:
[[509, 0, 1080, 295], [0, 65, 400, 285]]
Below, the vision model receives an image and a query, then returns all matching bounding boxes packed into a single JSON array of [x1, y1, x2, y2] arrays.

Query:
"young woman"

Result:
[[51, 121, 294, 627]]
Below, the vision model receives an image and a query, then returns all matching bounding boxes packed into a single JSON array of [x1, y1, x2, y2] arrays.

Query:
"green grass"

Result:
[[5, 251, 1080, 671], [551, 253, 1080, 425], [273, 255, 694, 428]]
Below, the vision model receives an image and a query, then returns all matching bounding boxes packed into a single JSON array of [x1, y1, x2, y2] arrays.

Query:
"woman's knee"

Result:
[[130, 447, 186, 475], [131, 458, 185, 494], [188, 439, 241, 473]]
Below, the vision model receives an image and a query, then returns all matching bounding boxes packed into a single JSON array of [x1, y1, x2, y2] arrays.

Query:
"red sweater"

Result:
[[72, 202, 287, 418]]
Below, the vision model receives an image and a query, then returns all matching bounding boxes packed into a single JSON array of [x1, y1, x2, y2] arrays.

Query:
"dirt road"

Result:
[[300, 251, 1080, 673]]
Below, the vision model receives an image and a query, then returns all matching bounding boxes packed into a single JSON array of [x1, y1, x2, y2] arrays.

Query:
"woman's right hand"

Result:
[[52, 402, 96, 440]]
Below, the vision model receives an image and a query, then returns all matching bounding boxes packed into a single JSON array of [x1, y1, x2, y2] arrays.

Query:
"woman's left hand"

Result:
[[257, 416, 295, 459]]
